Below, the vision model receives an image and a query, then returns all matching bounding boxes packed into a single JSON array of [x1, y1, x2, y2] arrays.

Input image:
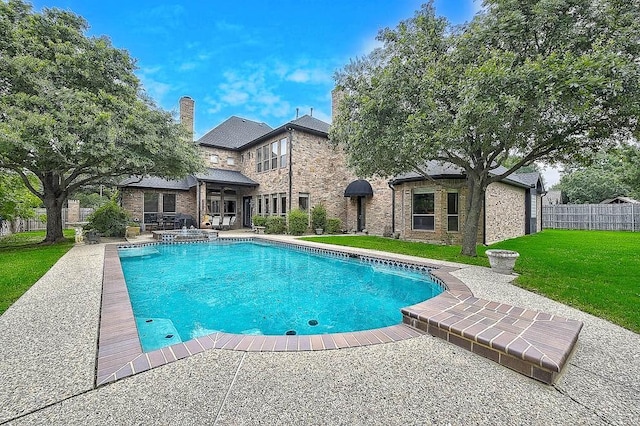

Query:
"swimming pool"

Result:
[[119, 240, 443, 352]]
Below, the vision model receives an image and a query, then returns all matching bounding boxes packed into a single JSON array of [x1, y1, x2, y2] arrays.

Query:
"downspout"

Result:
[[388, 181, 395, 234], [483, 189, 487, 245], [287, 127, 293, 212], [540, 190, 547, 231], [196, 180, 201, 227]]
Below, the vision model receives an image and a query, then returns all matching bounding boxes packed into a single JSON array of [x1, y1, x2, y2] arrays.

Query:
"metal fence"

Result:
[[0, 207, 94, 236], [542, 204, 640, 231]]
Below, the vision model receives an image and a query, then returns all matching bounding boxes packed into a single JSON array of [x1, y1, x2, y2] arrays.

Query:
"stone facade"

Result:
[[344, 177, 393, 234], [121, 187, 197, 231], [484, 182, 526, 244], [200, 146, 241, 170], [238, 128, 357, 227], [394, 179, 472, 245]]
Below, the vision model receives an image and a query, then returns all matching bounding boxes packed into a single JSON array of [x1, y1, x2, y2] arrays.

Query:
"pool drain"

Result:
[[145, 319, 153, 323], [308, 319, 318, 326], [285, 330, 297, 335], [165, 334, 174, 339]]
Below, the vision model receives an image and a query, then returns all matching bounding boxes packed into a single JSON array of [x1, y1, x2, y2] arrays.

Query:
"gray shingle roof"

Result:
[[197, 116, 272, 149], [391, 161, 543, 190], [119, 175, 198, 190], [290, 115, 330, 134], [195, 168, 258, 187]]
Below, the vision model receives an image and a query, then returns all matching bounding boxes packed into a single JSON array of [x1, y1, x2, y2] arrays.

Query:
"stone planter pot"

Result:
[[486, 249, 520, 275], [315, 228, 324, 235]]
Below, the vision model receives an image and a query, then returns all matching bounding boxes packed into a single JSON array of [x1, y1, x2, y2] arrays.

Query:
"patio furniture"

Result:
[[211, 216, 221, 230], [85, 229, 101, 244], [221, 216, 231, 230]]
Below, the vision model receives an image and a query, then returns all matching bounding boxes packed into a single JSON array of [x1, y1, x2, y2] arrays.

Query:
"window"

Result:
[[272, 194, 278, 214], [280, 193, 287, 217], [255, 139, 288, 172], [256, 148, 262, 172], [224, 200, 236, 215], [210, 155, 218, 164], [280, 138, 287, 167], [531, 193, 537, 219], [412, 189, 435, 230], [257, 196, 263, 215], [227, 157, 235, 166], [265, 196, 270, 215], [143, 193, 159, 223], [262, 145, 270, 171], [271, 142, 278, 170], [163, 194, 176, 214], [447, 192, 459, 232], [299, 193, 309, 211]]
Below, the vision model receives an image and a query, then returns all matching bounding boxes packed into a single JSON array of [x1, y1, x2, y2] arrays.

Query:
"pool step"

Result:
[[402, 293, 583, 385]]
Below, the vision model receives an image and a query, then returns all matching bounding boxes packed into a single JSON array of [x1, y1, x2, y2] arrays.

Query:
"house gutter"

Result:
[[388, 181, 395, 234], [483, 190, 487, 245], [287, 127, 293, 212]]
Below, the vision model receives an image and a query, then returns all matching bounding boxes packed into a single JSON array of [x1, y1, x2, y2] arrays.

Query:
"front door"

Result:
[[243, 197, 252, 228], [357, 196, 365, 232]]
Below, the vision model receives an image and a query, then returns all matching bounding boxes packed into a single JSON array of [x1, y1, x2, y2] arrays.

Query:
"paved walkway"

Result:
[[0, 236, 638, 425]]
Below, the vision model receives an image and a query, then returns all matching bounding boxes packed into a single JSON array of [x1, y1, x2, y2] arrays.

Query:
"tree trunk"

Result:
[[460, 176, 486, 257], [43, 194, 66, 243]]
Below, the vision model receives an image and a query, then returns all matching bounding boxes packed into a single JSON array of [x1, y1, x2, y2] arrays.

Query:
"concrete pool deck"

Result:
[[0, 235, 638, 424]]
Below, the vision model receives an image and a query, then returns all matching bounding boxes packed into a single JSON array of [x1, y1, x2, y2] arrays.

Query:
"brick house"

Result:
[[120, 97, 359, 231], [120, 96, 544, 244]]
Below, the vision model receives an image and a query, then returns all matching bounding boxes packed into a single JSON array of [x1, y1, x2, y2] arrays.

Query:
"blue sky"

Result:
[[29, 0, 481, 138]]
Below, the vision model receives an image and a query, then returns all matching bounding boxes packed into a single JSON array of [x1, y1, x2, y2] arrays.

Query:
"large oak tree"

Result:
[[0, 0, 202, 243], [331, 0, 640, 256]]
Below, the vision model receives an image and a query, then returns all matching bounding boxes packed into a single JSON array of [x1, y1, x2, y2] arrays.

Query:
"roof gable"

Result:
[[197, 116, 272, 150]]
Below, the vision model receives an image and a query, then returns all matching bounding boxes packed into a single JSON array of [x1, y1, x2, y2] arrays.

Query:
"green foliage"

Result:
[[85, 200, 130, 237], [0, 171, 41, 221], [302, 230, 640, 333], [331, 0, 640, 255], [287, 209, 309, 235], [265, 216, 286, 234], [252, 215, 267, 227], [557, 147, 640, 203], [0, 230, 74, 314], [326, 218, 342, 234], [311, 204, 327, 230], [0, 1, 203, 242]]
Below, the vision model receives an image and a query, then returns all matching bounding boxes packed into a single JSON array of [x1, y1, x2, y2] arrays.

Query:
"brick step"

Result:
[[402, 293, 583, 384]]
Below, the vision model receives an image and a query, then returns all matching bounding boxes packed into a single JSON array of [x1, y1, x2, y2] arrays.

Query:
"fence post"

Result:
[[633, 203, 636, 232]]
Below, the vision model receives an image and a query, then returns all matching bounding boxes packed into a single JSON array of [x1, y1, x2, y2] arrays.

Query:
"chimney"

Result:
[[179, 96, 195, 141], [331, 87, 344, 123]]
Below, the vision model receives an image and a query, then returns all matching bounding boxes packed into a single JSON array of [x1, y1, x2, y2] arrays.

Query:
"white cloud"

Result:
[[286, 68, 332, 84]]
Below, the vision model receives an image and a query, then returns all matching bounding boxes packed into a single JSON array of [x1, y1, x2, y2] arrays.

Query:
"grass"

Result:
[[302, 230, 640, 333], [0, 230, 75, 314]]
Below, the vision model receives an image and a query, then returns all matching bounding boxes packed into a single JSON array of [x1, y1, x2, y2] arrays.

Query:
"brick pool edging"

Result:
[[96, 238, 582, 386]]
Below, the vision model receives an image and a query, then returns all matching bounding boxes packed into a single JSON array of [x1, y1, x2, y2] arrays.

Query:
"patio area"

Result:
[[0, 235, 638, 425]]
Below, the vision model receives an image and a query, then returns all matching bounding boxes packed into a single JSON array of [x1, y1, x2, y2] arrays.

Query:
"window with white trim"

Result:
[[412, 189, 435, 230]]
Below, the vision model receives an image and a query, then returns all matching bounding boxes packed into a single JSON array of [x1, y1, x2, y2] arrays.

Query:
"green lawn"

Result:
[[0, 230, 75, 314], [302, 230, 640, 333]]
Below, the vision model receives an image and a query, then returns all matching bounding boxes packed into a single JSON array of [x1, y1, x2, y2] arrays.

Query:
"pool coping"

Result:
[[96, 236, 583, 386]]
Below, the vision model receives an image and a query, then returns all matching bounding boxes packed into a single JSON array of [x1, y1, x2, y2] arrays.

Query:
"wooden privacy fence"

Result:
[[542, 204, 640, 232], [0, 207, 94, 236]]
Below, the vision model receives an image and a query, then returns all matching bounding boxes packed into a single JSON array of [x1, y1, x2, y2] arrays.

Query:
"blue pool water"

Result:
[[118, 241, 443, 352]]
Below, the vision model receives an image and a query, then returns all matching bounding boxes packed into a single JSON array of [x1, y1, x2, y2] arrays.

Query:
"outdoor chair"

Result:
[[85, 229, 101, 244], [211, 216, 221, 229], [221, 216, 231, 230]]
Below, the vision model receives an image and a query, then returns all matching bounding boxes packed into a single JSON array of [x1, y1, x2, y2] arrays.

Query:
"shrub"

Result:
[[265, 215, 286, 234], [85, 200, 130, 237], [311, 203, 327, 230], [288, 209, 309, 235], [326, 218, 342, 234], [252, 215, 267, 227]]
